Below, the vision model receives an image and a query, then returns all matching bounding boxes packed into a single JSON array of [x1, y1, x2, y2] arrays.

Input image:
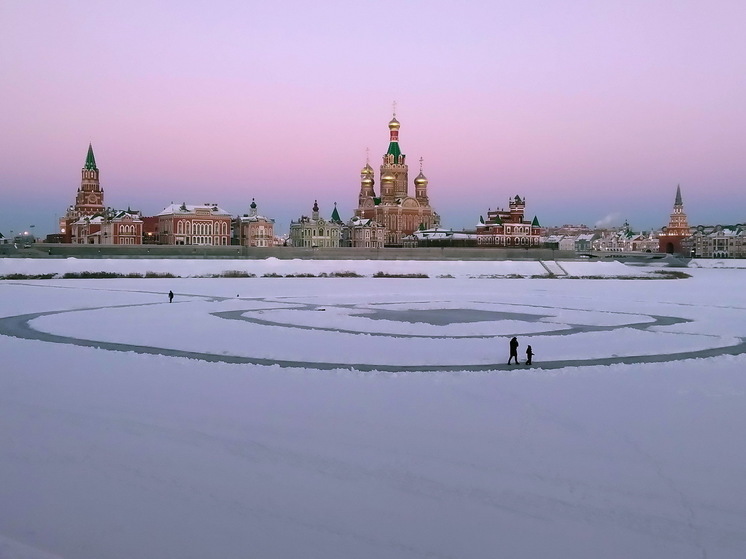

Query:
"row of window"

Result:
[[299, 240, 339, 247], [296, 228, 340, 237], [173, 236, 230, 246], [477, 236, 539, 245], [481, 227, 535, 235], [175, 220, 230, 235]]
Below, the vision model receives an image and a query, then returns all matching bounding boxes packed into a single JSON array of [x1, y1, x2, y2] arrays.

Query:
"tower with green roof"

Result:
[[380, 112, 408, 202], [60, 143, 106, 242], [84, 143, 98, 171], [330, 203, 342, 224], [74, 143, 105, 214]]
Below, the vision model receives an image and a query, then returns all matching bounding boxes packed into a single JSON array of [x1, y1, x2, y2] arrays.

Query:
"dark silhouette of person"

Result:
[[168, 290, 174, 303], [525, 345, 534, 365], [508, 337, 519, 364]]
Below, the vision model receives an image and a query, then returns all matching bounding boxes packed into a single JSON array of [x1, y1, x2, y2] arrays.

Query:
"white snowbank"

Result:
[[1, 266, 746, 559], [1, 257, 647, 278]]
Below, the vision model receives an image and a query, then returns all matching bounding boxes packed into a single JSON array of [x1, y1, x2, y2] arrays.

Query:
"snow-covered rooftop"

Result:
[[157, 203, 231, 216]]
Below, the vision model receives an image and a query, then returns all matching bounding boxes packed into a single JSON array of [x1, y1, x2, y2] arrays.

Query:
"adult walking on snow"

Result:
[[168, 290, 174, 303], [508, 336, 519, 365]]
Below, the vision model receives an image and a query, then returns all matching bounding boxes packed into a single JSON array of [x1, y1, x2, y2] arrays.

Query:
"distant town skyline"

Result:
[[2, 1, 745, 237]]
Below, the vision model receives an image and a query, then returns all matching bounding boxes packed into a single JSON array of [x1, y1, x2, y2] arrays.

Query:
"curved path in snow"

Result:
[[1, 290, 744, 371]]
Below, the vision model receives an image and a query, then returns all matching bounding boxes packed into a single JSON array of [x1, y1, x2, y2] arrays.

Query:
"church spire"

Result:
[[414, 157, 429, 204], [71, 142, 104, 219], [331, 202, 342, 223], [385, 104, 403, 164], [381, 106, 409, 199], [674, 184, 683, 206], [84, 143, 97, 171]]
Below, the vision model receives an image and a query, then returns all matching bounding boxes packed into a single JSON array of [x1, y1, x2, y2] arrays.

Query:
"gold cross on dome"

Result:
[[392, 100, 397, 117]]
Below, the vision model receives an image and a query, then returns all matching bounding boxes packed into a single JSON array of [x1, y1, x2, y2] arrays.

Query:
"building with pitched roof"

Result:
[[475, 195, 542, 247], [289, 201, 342, 248], [690, 224, 746, 258], [70, 209, 143, 245], [156, 203, 231, 245], [592, 221, 659, 252], [342, 216, 386, 248], [355, 113, 439, 246]]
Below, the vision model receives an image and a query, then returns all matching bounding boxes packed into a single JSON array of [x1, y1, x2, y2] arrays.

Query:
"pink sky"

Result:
[[1, 0, 745, 237]]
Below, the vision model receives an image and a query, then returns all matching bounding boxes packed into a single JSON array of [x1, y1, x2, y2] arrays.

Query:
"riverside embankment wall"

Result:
[[5, 244, 575, 261]]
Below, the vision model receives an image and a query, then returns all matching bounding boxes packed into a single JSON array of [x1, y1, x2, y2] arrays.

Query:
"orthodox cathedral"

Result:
[[355, 113, 439, 246]]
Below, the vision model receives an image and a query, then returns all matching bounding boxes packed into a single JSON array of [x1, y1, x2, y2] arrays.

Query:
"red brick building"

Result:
[[70, 210, 143, 245], [475, 195, 542, 247], [157, 203, 231, 245]]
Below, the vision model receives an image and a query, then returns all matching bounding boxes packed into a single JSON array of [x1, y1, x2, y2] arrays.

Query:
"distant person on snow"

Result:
[[168, 290, 174, 303], [525, 345, 534, 366], [508, 337, 519, 365]]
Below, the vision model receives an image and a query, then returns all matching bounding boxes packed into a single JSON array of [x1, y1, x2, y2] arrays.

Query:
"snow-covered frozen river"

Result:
[[1, 259, 745, 558]]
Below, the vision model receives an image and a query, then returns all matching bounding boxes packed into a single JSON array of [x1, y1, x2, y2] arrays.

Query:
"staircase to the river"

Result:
[[539, 260, 568, 276]]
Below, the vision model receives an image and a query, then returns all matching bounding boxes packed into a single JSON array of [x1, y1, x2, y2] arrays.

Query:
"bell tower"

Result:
[[381, 107, 408, 199], [414, 157, 429, 205], [61, 144, 107, 240], [74, 143, 105, 214], [358, 148, 376, 210]]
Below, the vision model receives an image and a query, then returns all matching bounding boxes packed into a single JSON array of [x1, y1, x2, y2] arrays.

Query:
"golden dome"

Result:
[[388, 117, 400, 131], [361, 163, 374, 175], [361, 176, 374, 186], [414, 171, 428, 185], [381, 172, 395, 182]]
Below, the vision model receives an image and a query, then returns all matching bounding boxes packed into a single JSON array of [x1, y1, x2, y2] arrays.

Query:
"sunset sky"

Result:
[[1, 0, 745, 237]]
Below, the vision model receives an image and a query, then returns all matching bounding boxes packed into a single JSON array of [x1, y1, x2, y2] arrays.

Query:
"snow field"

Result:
[[1, 261, 745, 558]]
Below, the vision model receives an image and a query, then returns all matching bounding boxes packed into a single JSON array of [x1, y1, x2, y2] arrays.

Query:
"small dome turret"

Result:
[[388, 117, 400, 131]]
